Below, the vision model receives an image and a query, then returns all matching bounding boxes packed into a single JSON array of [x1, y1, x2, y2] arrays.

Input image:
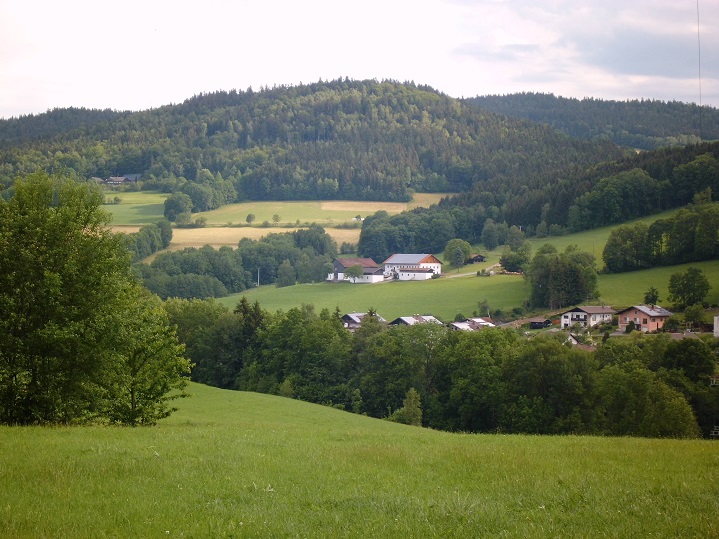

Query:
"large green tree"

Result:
[[0, 172, 189, 425], [668, 266, 711, 309]]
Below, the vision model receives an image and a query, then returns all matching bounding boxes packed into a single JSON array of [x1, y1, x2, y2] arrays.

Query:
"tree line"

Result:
[[166, 298, 719, 439], [602, 195, 719, 273], [0, 79, 624, 206], [357, 145, 719, 259], [468, 92, 718, 150], [133, 226, 336, 299]]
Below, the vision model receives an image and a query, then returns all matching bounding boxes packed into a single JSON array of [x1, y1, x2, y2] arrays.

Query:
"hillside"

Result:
[[1, 383, 716, 537], [468, 92, 719, 150], [0, 79, 624, 203]]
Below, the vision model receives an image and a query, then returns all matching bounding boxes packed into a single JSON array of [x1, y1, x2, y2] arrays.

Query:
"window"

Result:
[[643, 318, 648, 324]]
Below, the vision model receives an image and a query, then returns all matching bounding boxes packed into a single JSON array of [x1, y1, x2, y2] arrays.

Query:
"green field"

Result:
[[221, 272, 527, 321], [104, 191, 449, 227], [1, 383, 716, 538], [219, 256, 719, 321]]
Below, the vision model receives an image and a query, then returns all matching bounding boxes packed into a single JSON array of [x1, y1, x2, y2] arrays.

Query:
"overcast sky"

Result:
[[1, 0, 717, 119]]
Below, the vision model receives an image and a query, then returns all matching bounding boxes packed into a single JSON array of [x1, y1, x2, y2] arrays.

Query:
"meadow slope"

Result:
[[0, 383, 717, 538]]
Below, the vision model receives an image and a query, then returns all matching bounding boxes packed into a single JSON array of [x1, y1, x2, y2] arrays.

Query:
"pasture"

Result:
[[224, 273, 527, 321], [1, 383, 716, 538], [221, 258, 719, 322]]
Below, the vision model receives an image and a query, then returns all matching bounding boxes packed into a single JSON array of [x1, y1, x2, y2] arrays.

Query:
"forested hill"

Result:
[[0, 79, 625, 202], [468, 93, 719, 150]]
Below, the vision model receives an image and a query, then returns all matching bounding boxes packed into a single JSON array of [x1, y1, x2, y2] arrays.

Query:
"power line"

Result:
[[697, 0, 703, 140]]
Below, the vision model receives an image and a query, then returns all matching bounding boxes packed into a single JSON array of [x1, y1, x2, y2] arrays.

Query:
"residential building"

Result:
[[388, 315, 443, 326], [340, 312, 387, 331], [383, 254, 443, 281], [327, 258, 383, 284], [616, 305, 673, 333], [560, 306, 615, 329]]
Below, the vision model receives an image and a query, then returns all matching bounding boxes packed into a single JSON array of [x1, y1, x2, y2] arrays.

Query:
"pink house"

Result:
[[616, 305, 673, 333]]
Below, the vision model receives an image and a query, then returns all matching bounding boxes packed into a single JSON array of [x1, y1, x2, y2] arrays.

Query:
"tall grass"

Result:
[[1, 383, 716, 538]]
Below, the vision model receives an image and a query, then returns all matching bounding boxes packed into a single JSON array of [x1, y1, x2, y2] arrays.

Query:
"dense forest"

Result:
[[469, 92, 718, 150], [358, 142, 719, 261], [0, 79, 625, 204], [166, 298, 719, 439]]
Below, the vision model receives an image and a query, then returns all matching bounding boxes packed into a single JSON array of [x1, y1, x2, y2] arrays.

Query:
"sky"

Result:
[[1, 0, 717, 119]]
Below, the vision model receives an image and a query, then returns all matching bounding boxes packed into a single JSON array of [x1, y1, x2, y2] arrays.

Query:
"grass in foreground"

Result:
[[0, 383, 717, 538]]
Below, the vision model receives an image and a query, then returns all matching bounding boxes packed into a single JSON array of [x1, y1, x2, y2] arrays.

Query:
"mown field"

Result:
[[104, 191, 448, 227], [221, 272, 527, 321], [1, 383, 716, 538], [220, 258, 719, 321], [106, 191, 447, 250]]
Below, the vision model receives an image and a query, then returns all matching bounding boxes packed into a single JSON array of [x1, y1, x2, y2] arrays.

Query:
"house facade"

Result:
[[327, 258, 384, 284], [560, 306, 615, 329], [383, 254, 443, 280], [341, 312, 387, 331], [616, 305, 673, 333]]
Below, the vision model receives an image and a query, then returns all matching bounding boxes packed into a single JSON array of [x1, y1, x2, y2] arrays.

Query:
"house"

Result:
[[448, 317, 495, 331], [327, 258, 384, 284], [389, 315, 443, 326], [560, 306, 615, 329], [383, 254, 443, 281], [469, 254, 486, 263], [526, 317, 553, 330], [341, 312, 387, 331], [616, 305, 673, 333], [104, 174, 140, 186]]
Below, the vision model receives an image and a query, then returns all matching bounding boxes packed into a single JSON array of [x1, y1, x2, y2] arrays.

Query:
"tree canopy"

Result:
[[0, 172, 190, 425]]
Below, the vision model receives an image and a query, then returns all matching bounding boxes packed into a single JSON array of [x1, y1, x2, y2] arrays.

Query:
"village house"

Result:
[[340, 312, 387, 331], [383, 254, 443, 281], [448, 317, 495, 331], [388, 315, 443, 326], [560, 306, 615, 329], [327, 258, 383, 284], [526, 316, 553, 330], [616, 305, 673, 333]]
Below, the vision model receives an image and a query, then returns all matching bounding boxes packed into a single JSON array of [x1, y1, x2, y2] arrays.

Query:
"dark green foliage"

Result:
[[123, 220, 173, 262], [163, 192, 193, 222], [136, 226, 335, 298], [169, 296, 716, 438], [0, 172, 189, 425], [526, 244, 598, 309], [469, 93, 718, 150], [668, 267, 711, 309]]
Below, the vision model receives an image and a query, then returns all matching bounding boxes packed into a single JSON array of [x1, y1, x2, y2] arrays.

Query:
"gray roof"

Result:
[[620, 305, 673, 317]]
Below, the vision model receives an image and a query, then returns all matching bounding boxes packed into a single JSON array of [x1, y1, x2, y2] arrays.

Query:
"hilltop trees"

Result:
[[0, 172, 190, 425]]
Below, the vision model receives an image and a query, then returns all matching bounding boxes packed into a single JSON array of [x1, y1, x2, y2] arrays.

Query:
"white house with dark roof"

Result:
[[341, 312, 387, 330], [560, 306, 615, 329], [327, 258, 384, 284], [383, 254, 442, 280]]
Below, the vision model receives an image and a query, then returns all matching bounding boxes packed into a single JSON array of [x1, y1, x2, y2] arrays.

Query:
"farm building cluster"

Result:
[[328, 254, 445, 283]]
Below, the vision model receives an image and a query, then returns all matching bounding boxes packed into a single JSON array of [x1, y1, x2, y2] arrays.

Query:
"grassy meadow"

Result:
[[221, 272, 527, 321], [1, 383, 716, 538]]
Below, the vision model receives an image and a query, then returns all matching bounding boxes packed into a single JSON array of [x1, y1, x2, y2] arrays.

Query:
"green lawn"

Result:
[[220, 258, 719, 320], [1, 383, 716, 538], [103, 190, 168, 225], [221, 273, 527, 321]]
